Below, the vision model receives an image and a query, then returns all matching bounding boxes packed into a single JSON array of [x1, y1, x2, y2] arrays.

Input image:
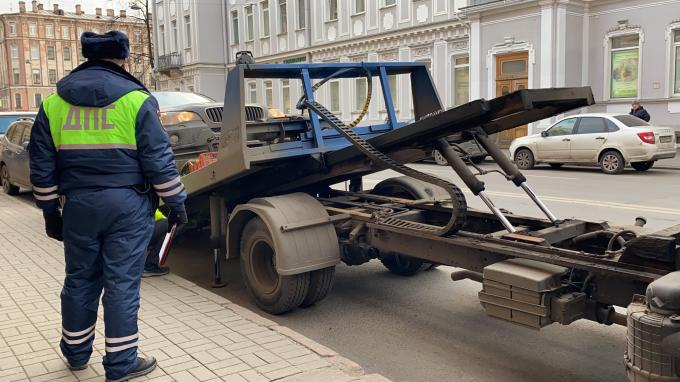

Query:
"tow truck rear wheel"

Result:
[[380, 254, 424, 276], [300, 266, 335, 308], [240, 217, 310, 314]]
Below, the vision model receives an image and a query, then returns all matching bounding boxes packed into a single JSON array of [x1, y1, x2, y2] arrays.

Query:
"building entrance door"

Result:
[[495, 52, 529, 147]]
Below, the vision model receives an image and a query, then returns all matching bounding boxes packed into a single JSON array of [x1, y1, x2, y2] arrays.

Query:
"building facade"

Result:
[[465, 0, 680, 144], [152, 0, 229, 101], [225, 0, 469, 124], [0, 1, 152, 112]]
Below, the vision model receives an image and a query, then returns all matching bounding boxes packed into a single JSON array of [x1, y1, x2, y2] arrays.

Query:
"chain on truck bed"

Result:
[[300, 68, 467, 236]]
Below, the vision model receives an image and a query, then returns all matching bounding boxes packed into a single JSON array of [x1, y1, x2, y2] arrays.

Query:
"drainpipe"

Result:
[[220, 0, 230, 81]]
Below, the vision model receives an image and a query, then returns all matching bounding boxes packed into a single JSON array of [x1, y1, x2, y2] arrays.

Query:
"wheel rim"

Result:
[[433, 151, 447, 165], [602, 154, 619, 172], [515, 151, 530, 167], [250, 240, 279, 294], [1, 167, 9, 193]]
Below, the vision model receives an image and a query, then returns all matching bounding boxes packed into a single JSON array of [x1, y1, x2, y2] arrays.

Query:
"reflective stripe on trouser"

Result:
[[60, 187, 153, 380]]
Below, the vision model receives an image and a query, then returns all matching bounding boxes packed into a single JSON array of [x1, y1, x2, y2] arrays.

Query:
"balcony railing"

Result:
[[156, 52, 182, 71]]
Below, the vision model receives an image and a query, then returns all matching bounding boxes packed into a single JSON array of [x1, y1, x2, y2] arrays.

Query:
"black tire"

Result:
[[631, 161, 654, 172], [514, 148, 535, 170], [600, 151, 625, 175], [240, 217, 310, 314], [300, 266, 335, 308], [380, 254, 424, 276], [433, 150, 448, 166], [549, 163, 564, 169], [470, 155, 486, 164], [1, 165, 19, 195]]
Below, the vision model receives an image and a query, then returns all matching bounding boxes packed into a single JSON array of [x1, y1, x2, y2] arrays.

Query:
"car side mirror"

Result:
[[22, 141, 29, 150], [541, 131, 548, 137]]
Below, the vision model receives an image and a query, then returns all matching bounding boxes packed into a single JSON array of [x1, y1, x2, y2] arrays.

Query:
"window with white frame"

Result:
[[9, 22, 16, 36], [354, 0, 365, 14], [328, 0, 338, 21], [261, 1, 270, 37], [297, 0, 306, 29], [248, 82, 257, 104], [63, 46, 70, 61], [330, 80, 340, 112], [282, 80, 291, 114], [184, 16, 191, 48], [453, 56, 470, 106], [171, 20, 178, 51], [34, 93, 42, 107], [674, 29, 680, 95], [383, 0, 396, 7], [31, 44, 39, 60], [278, 0, 287, 34], [11, 44, 18, 59], [354, 78, 367, 112], [61, 25, 69, 39], [77, 27, 83, 39], [245, 6, 254, 41], [48, 69, 57, 84], [13, 68, 20, 85], [15, 93, 22, 109], [134, 31, 142, 43], [47, 46, 55, 60], [609, 34, 640, 99], [46, 24, 54, 38], [159, 25, 166, 53], [264, 80, 273, 106], [231, 10, 239, 44], [32, 69, 41, 85], [29, 23, 37, 36]]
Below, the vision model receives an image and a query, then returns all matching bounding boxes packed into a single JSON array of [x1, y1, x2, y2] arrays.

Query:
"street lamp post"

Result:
[[129, 1, 154, 71]]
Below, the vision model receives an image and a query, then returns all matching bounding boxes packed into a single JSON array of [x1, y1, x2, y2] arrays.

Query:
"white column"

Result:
[[367, 51, 379, 122], [540, 1, 554, 88], [555, 1, 567, 87], [469, 17, 482, 100], [433, 40, 448, 107], [581, 11, 590, 86], [398, 47, 411, 120]]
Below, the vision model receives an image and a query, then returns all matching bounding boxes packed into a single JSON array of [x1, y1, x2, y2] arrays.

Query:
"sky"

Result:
[[0, 0, 133, 15]]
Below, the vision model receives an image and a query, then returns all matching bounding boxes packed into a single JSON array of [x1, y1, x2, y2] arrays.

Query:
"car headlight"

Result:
[[159, 111, 203, 126]]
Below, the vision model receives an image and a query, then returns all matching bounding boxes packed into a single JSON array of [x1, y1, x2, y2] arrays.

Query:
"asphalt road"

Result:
[[166, 160, 680, 382]]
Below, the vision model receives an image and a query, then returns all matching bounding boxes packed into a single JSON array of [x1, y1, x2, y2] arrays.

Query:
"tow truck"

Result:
[[179, 60, 680, 382]]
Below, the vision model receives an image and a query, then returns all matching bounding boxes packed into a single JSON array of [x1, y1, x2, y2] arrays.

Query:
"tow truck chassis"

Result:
[[182, 61, 680, 381]]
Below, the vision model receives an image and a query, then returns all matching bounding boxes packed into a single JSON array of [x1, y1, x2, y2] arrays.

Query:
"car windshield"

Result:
[[614, 115, 649, 127], [152, 92, 215, 109], [0, 116, 22, 134]]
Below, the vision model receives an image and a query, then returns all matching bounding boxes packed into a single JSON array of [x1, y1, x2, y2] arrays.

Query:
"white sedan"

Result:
[[509, 113, 677, 174]]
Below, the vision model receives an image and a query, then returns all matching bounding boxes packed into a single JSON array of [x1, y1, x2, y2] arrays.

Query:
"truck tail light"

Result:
[[637, 132, 655, 144]]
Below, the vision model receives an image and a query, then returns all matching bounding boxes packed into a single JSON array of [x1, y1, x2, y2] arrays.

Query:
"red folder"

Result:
[[158, 224, 177, 266]]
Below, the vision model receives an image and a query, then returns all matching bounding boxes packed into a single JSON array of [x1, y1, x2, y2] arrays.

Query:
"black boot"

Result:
[[105, 357, 157, 382]]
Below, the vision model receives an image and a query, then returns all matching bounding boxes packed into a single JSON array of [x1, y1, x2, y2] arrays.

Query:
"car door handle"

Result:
[[595, 137, 605, 140], [562, 138, 571, 142]]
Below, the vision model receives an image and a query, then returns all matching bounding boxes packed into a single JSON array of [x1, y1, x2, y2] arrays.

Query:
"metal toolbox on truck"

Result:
[[479, 258, 568, 329]]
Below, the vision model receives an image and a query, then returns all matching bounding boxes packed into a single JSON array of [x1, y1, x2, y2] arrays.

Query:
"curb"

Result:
[[161, 274, 386, 381]]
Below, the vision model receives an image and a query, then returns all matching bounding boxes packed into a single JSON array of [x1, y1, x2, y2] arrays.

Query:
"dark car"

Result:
[[0, 118, 33, 195], [152, 91, 223, 167]]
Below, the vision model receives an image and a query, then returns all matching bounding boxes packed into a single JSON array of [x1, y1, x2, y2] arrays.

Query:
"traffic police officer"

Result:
[[29, 31, 187, 382]]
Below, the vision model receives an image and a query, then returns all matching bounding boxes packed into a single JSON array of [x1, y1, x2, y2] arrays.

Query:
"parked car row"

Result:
[[509, 113, 677, 174]]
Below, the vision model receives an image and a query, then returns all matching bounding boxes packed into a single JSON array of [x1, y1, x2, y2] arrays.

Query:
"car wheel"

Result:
[[549, 163, 564, 169], [631, 161, 654, 172], [1, 165, 20, 195], [600, 151, 625, 175], [433, 150, 448, 166], [514, 148, 535, 170]]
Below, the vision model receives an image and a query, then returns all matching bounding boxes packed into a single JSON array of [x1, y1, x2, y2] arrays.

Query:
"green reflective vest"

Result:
[[42, 90, 149, 151], [155, 209, 166, 222]]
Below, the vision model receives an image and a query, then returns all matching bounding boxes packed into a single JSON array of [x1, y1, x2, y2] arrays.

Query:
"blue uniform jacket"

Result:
[[29, 60, 186, 212]]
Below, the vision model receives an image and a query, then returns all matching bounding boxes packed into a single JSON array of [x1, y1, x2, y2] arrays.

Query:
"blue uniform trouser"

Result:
[[59, 187, 153, 380]]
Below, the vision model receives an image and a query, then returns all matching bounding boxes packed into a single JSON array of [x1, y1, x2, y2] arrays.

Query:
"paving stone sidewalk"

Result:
[[0, 193, 388, 382]]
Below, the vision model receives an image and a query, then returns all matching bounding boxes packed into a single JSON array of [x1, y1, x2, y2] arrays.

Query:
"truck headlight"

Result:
[[160, 111, 202, 126]]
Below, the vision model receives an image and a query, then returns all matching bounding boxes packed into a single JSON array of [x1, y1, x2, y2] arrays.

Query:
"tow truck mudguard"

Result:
[[227, 193, 340, 275]]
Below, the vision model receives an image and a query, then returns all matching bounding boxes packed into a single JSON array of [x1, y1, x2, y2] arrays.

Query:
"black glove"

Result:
[[43, 210, 63, 241], [167, 208, 188, 231]]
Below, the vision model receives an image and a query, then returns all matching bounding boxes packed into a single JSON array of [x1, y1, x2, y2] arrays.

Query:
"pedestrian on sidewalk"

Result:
[[143, 209, 170, 277], [28, 30, 187, 382], [630, 100, 651, 122]]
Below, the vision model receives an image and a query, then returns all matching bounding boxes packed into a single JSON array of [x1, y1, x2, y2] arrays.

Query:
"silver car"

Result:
[[509, 113, 677, 174]]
